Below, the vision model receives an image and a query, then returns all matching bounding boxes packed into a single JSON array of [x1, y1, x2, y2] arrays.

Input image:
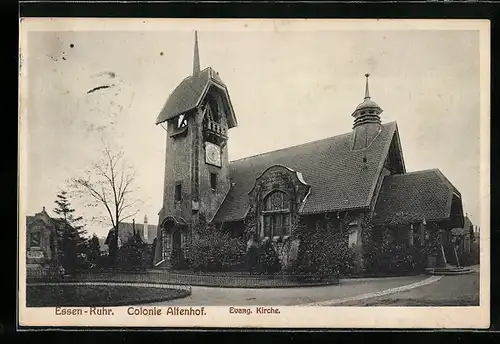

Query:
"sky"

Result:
[[22, 23, 483, 238]]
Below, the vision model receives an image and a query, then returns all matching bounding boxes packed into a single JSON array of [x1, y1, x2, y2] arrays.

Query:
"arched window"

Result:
[[262, 191, 291, 238]]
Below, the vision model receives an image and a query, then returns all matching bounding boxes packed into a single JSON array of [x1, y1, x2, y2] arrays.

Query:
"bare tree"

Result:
[[71, 142, 143, 267]]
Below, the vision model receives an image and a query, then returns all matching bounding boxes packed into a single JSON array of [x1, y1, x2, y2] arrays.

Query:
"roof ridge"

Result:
[[387, 168, 440, 178], [229, 132, 353, 164], [230, 122, 397, 164]]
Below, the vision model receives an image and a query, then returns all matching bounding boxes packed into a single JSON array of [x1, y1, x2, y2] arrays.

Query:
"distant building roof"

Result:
[[372, 169, 461, 224], [214, 122, 399, 223], [97, 237, 109, 252], [104, 221, 157, 246]]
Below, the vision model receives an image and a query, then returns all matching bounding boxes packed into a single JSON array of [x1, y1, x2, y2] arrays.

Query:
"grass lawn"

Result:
[[26, 285, 189, 307]]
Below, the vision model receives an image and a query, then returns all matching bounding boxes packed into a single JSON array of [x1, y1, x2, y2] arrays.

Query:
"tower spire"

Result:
[[193, 31, 200, 76], [364, 73, 371, 100]]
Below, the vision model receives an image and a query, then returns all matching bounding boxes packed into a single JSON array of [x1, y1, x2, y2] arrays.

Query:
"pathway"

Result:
[[337, 270, 480, 306], [147, 274, 430, 306]]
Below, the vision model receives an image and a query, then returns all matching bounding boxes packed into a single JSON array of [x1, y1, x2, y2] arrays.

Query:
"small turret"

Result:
[[352, 73, 383, 150]]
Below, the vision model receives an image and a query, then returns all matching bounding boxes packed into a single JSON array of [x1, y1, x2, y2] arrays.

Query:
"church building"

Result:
[[153, 32, 465, 272]]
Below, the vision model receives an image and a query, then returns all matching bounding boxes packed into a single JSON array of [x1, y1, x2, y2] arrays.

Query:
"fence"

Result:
[[26, 269, 339, 288]]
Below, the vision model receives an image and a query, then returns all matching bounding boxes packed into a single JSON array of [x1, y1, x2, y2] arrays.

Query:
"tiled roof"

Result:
[[372, 169, 460, 224], [155, 67, 237, 128], [105, 222, 157, 245], [213, 122, 398, 223]]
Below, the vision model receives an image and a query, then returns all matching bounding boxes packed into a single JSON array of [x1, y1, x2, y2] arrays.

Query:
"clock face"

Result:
[[205, 142, 221, 167]]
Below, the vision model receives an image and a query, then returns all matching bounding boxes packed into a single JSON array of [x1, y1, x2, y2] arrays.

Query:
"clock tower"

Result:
[[154, 31, 238, 266]]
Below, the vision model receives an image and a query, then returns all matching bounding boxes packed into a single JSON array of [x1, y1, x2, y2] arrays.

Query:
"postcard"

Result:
[[18, 18, 490, 329]]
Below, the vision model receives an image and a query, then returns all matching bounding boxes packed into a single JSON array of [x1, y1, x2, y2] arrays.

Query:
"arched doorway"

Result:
[[160, 216, 188, 268]]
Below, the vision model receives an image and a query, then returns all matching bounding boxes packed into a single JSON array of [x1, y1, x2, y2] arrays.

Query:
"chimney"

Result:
[[144, 214, 149, 241]]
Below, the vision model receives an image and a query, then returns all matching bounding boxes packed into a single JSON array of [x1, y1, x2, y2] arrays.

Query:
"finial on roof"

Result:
[[193, 31, 200, 76], [364, 73, 371, 100]]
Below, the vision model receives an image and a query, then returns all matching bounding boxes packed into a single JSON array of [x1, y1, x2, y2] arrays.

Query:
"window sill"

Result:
[[261, 235, 292, 242]]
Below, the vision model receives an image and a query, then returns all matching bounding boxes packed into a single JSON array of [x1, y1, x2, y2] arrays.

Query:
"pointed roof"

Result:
[[213, 122, 400, 223], [155, 33, 238, 128]]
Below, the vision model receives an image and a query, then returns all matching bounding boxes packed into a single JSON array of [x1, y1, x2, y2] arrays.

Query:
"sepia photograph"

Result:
[[18, 18, 490, 328]]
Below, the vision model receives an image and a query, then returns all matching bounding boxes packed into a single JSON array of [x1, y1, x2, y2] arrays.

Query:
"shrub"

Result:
[[245, 244, 259, 273], [256, 240, 281, 274], [184, 224, 246, 272], [367, 243, 424, 276], [170, 248, 189, 270], [363, 223, 426, 276], [290, 220, 354, 280], [458, 250, 480, 266], [116, 233, 149, 271]]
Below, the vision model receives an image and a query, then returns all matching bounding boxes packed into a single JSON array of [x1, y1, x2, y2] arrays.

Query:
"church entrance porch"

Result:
[[159, 216, 189, 269]]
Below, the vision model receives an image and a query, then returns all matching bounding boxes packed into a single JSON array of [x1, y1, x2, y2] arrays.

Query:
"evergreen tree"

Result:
[[118, 231, 146, 271], [53, 190, 87, 274], [87, 234, 102, 269]]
